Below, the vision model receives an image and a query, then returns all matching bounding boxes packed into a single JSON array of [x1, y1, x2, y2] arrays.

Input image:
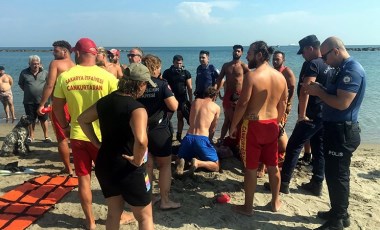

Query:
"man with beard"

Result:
[[37, 40, 75, 175], [162, 54, 193, 141], [230, 41, 287, 216], [96, 47, 123, 79], [194, 50, 219, 99], [216, 45, 250, 142]]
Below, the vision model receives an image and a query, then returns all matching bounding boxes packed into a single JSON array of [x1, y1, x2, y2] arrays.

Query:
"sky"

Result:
[[1, 0, 379, 47]]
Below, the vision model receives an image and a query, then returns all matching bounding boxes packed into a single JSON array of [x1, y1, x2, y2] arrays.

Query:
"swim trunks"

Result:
[[0, 89, 13, 104], [222, 91, 240, 110], [178, 134, 218, 162], [51, 103, 70, 141], [71, 139, 98, 177], [239, 119, 279, 169]]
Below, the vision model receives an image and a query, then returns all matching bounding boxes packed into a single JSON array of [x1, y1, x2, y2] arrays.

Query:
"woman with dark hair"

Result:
[[139, 54, 181, 210], [78, 63, 156, 230]]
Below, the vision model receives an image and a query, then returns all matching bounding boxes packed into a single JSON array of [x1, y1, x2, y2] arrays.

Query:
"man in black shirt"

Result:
[[162, 55, 192, 141]]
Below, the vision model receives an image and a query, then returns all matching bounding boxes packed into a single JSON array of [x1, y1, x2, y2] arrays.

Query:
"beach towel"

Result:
[[0, 175, 78, 230]]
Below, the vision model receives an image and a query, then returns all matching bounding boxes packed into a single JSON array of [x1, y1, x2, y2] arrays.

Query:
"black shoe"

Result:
[[263, 182, 290, 194], [300, 180, 322, 196], [317, 210, 350, 228], [176, 132, 182, 142], [314, 219, 344, 230], [298, 152, 312, 165]]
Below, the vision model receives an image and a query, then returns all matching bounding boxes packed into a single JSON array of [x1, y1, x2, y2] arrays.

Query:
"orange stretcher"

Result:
[[0, 175, 78, 230]]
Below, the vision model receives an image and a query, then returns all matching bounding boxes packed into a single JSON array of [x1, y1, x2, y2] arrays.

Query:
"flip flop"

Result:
[[216, 193, 231, 203]]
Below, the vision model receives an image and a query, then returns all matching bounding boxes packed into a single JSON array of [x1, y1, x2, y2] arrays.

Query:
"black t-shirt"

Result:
[[162, 66, 191, 101], [297, 57, 334, 119], [138, 76, 175, 128], [96, 92, 144, 173]]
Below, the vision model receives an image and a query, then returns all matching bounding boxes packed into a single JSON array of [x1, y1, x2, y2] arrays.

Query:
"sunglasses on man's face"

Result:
[[322, 48, 336, 61], [127, 54, 141, 58]]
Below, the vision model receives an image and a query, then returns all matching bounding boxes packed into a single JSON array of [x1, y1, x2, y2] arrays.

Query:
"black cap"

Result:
[[297, 35, 320, 55], [0, 66, 4, 71]]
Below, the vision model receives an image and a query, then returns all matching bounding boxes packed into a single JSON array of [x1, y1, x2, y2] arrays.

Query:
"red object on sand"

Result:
[[41, 107, 52, 113], [216, 193, 231, 203]]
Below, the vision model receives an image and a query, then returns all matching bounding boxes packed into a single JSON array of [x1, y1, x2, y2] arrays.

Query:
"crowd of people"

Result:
[[0, 35, 366, 230]]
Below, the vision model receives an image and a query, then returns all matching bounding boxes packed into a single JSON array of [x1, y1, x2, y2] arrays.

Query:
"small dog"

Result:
[[1, 115, 32, 157]]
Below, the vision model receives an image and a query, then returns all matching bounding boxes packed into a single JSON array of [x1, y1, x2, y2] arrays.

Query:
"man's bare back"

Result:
[[187, 97, 220, 137], [243, 63, 288, 121], [0, 74, 13, 92]]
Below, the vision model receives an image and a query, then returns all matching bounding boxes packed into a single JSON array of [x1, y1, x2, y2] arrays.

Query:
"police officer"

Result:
[[304, 36, 366, 230], [162, 55, 192, 141], [276, 35, 334, 196]]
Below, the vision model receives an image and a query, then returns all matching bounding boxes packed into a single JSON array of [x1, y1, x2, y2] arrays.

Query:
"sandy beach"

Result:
[[0, 121, 379, 230]]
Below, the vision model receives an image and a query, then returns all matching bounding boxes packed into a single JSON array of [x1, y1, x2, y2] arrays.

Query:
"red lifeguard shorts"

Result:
[[239, 119, 279, 169], [70, 139, 98, 176], [51, 103, 70, 141]]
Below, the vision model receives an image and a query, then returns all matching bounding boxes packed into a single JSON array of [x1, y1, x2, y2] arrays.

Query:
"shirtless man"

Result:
[[216, 45, 250, 142], [37, 40, 75, 175], [257, 50, 296, 177], [230, 41, 288, 215], [96, 47, 123, 79], [176, 87, 220, 175], [0, 66, 16, 121]]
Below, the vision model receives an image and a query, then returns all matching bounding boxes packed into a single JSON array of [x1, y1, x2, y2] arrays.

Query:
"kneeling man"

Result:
[[176, 87, 220, 174]]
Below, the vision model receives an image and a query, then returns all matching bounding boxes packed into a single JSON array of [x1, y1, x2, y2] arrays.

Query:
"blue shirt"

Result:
[[323, 57, 366, 122], [194, 64, 219, 98]]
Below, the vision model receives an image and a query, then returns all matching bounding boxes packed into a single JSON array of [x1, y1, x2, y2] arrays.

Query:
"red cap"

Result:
[[71, 38, 97, 55], [108, 48, 120, 57]]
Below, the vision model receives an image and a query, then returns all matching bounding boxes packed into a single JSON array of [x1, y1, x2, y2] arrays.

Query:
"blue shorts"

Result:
[[178, 134, 218, 162]]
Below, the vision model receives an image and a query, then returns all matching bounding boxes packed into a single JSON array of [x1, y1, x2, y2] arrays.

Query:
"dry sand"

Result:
[[0, 122, 379, 229]]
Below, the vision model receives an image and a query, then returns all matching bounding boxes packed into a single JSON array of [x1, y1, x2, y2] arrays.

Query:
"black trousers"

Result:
[[323, 121, 361, 218]]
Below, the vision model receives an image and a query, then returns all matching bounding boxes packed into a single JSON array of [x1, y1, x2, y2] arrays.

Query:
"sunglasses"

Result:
[[127, 53, 141, 58], [322, 48, 336, 61]]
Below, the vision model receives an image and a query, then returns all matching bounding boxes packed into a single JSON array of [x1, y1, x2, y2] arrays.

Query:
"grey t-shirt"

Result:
[[18, 67, 48, 104]]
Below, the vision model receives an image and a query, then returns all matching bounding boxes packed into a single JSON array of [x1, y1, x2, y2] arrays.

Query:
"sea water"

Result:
[[0, 46, 378, 144]]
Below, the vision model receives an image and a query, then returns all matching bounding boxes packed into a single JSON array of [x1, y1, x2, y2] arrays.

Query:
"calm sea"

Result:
[[0, 46, 379, 144]]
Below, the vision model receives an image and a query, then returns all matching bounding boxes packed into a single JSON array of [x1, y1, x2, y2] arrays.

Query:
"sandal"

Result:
[[44, 137, 52, 143], [27, 137, 33, 143]]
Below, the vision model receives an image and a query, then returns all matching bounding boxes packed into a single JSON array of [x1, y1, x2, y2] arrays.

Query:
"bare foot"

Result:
[[84, 222, 96, 230], [175, 158, 185, 175], [189, 158, 198, 174], [120, 211, 136, 225], [160, 199, 181, 210], [232, 204, 253, 216], [270, 199, 281, 212]]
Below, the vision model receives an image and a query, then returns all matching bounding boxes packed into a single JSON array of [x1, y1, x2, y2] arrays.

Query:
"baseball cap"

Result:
[[297, 35, 320, 55], [108, 49, 120, 57], [124, 63, 157, 87], [71, 38, 98, 55], [0, 66, 4, 71]]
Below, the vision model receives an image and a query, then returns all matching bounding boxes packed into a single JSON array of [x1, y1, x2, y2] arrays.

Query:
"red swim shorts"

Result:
[[239, 119, 279, 169], [51, 103, 70, 141], [70, 139, 98, 176]]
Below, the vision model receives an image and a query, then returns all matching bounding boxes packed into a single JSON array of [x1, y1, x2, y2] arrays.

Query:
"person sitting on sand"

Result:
[[229, 41, 288, 215], [176, 87, 221, 175]]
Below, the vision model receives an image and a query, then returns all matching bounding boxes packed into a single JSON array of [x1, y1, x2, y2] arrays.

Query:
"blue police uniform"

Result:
[[281, 58, 333, 189], [194, 64, 219, 98], [323, 57, 366, 220]]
